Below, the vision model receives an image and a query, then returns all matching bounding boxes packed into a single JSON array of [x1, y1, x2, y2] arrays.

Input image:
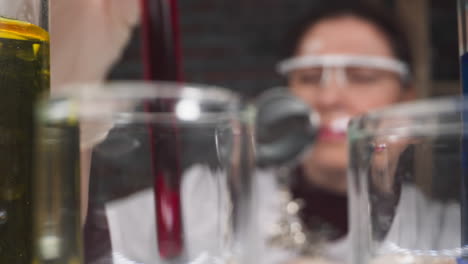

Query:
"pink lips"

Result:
[[317, 117, 350, 142], [318, 126, 347, 142]]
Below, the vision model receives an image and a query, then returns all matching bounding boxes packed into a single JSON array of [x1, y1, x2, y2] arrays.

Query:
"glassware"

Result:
[[348, 96, 466, 264], [0, 1, 49, 263], [244, 88, 351, 264], [459, 0, 468, 93], [34, 82, 243, 264]]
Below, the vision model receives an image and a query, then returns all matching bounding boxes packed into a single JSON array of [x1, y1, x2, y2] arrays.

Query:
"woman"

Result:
[[256, 1, 416, 263], [288, 0, 414, 229], [281, 0, 415, 194]]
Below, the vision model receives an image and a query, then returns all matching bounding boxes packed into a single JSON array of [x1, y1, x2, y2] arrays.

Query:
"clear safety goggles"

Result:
[[277, 54, 410, 88]]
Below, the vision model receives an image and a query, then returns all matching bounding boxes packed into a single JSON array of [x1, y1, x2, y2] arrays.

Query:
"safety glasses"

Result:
[[277, 54, 410, 90]]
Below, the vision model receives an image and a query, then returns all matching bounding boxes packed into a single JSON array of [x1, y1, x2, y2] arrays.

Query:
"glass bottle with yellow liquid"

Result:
[[0, 1, 50, 263]]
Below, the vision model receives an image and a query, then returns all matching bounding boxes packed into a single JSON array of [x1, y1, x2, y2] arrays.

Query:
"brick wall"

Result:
[[108, 0, 316, 99], [108, 0, 459, 98]]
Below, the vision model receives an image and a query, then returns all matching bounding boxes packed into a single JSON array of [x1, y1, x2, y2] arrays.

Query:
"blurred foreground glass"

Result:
[[0, 0, 49, 263], [459, 0, 468, 92], [34, 82, 243, 264], [348, 96, 466, 264], [243, 89, 348, 264]]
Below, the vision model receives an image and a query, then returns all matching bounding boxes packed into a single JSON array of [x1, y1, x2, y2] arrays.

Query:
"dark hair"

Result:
[[282, 0, 413, 76]]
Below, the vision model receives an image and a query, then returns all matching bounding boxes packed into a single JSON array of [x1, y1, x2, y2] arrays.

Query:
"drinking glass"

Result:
[[348, 96, 466, 264], [0, 1, 49, 263], [34, 82, 244, 264]]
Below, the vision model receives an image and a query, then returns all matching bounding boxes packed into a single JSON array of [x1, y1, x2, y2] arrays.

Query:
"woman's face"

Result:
[[288, 15, 414, 194]]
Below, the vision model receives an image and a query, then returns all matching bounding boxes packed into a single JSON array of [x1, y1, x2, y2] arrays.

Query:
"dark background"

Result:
[[107, 0, 460, 99]]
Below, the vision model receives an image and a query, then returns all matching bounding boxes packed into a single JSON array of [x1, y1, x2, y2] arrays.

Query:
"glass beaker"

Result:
[[34, 82, 244, 264], [0, 0, 49, 263], [348, 96, 466, 264]]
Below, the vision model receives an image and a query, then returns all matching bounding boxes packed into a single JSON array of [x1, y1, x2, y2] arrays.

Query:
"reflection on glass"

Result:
[[35, 82, 243, 264], [349, 97, 465, 264], [34, 115, 81, 264]]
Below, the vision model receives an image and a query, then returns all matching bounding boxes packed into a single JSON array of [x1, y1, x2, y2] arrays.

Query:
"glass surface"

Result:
[[34, 82, 243, 264], [243, 88, 346, 264], [0, 0, 49, 28], [458, 0, 468, 93], [0, 1, 49, 263], [348, 96, 466, 264]]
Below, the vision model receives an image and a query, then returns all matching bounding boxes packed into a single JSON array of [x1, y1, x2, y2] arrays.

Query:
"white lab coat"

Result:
[[378, 184, 460, 256], [102, 167, 461, 264], [105, 166, 230, 264]]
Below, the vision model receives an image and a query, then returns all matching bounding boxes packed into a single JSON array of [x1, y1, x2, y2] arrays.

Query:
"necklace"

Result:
[[266, 167, 341, 256]]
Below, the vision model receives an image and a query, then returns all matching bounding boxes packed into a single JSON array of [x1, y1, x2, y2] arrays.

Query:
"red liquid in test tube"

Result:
[[140, 0, 184, 259]]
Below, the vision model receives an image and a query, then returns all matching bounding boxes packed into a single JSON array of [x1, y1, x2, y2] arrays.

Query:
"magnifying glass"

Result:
[[254, 88, 320, 167]]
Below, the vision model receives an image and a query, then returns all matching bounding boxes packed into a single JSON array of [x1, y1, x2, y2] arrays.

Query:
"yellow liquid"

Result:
[[0, 17, 49, 263]]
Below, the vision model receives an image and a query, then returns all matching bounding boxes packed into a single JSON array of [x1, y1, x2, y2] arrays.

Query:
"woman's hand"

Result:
[[50, 0, 140, 91], [49, 0, 140, 221]]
